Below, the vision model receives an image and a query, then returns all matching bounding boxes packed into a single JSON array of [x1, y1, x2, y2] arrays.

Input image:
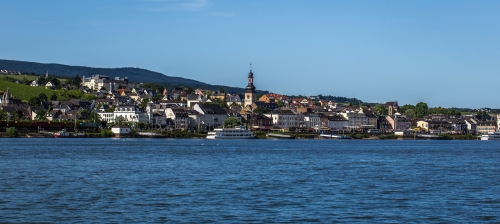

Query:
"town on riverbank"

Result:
[[1, 68, 498, 139]]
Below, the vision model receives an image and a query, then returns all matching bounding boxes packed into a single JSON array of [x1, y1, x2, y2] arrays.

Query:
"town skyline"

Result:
[[1, 0, 499, 108]]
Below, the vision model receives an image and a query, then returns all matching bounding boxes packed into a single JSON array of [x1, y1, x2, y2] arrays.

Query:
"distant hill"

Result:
[[0, 59, 262, 94]]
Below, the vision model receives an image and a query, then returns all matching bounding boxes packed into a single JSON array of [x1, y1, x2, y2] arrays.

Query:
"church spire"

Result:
[[246, 63, 255, 93], [244, 64, 257, 107]]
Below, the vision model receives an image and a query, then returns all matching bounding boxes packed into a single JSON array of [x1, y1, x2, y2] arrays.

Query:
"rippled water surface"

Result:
[[1, 138, 499, 222]]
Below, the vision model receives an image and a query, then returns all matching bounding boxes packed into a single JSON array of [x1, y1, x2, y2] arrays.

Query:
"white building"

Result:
[[81, 74, 128, 91], [97, 105, 149, 124], [340, 108, 370, 129], [301, 112, 321, 128], [264, 109, 298, 129], [165, 108, 189, 130], [193, 103, 228, 130], [186, 94, 206, 108], [45, 81, 55, 89], [327, 115, 348, 130], [111, 125, 131, 137]]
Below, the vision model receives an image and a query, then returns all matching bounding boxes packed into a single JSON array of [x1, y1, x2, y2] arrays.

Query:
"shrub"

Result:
[[253, 131, 267, 139], [7, 127, 18, 137], [379, 134, 398, 139], [351, 133, 363, 139], [100, 129, 114, 137]]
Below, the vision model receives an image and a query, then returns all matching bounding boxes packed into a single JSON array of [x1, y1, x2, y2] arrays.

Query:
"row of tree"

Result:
[[373, 102, 462, 118]]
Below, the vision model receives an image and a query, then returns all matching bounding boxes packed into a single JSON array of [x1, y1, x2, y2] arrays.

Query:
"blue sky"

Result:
[[1, 0, 499, 108]]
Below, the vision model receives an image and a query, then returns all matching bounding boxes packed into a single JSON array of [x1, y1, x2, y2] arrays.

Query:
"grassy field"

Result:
[[0, 79, 55, 102], [1, 74, 39, 81], [0, 74, 68, 83]]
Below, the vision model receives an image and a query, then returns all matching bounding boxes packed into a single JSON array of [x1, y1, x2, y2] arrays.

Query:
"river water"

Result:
[[1, 138, 499, 222]]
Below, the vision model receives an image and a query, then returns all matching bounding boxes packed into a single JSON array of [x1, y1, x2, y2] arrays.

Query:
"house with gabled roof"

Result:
[[259, 93, 288, 103], [301, 112, 321, 128], [264, 109, 298, 129], [251, 101, 279, 112], [225, 94, 244, 106], [187, 94, 207, 108], [249, 113, 273, 130], [165, 108, 189, 130], [327, 115, 348, 130], [193, 103, 228, 130], [45, 81, 55, 89]]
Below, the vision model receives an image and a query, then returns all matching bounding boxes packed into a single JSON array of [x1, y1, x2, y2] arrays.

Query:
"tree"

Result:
[[28, 97, 41, 106], [96, 103, 103, 110], [218, 87, 226, 93], [222, 117, 242, 128], [81, 94, 97, 100], [276, 101, 285, 107], [374, 105, 388, 116], [21, 77, 29, 85], [205, 90, 212, 97], [0, 110, 6, 120], [415, 102, 429, 118], [404, 109, 416, 117], [115, 115, 126, 124], [38, 93, 48, 102], [37, 76, 47, 85], [72, 75, 82, 87], [35, 109, 48, 121], [105, 106, 116, 113], [50, 93, 58, 100], [399, 104, 415, 114], [139, 98, 150, 109], [87, 112, 101, 123], [476, 111, 487, 121], [253, 107, 271, 114]]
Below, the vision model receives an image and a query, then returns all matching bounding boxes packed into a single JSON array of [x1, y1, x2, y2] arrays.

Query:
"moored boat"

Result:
[[54, 129, 71, 138], [206, 126, 254, 139], [481, 131, 500, 140], [54, 129, 85, 138], [320, 134, 351, 139], [267, 133, 295, 139], [416, 134, 443, 139]]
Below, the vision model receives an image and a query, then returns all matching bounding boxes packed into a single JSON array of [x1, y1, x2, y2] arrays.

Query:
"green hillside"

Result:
[[0, 79, 55, 102], [0, 74, 68, 83], [0, 59, 267, 94]]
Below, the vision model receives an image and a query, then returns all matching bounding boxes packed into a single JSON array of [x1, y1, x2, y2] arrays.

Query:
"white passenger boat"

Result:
[[319, 134, 351, 139], [481, 131, 500, 140], [206, 126, 254, 139]]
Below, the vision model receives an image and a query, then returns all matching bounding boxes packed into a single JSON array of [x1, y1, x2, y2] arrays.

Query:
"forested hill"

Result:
[[0, 59, 255, 93]]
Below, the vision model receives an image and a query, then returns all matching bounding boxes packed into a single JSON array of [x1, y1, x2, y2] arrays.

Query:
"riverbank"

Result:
[[0, 131, 482, 140]]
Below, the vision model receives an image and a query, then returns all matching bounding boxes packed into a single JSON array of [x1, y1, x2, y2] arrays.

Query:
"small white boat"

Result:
[[206, 126, 254, 139], [416, 134, 443, 139], [481, 131, 500, 140], [54, 129, 71, 138], [267, 133, 295, 139]]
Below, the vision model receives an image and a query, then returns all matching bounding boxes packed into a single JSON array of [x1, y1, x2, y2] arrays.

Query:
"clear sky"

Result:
[[1, 0, 499, 108]]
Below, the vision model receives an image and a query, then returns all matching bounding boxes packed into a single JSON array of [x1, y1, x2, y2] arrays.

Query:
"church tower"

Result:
[[244, 64, 256, 107], [1, 87, 11, 106]]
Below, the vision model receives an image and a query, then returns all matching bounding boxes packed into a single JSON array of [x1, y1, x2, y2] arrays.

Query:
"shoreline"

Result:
[[1, 133, 481, 140]]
